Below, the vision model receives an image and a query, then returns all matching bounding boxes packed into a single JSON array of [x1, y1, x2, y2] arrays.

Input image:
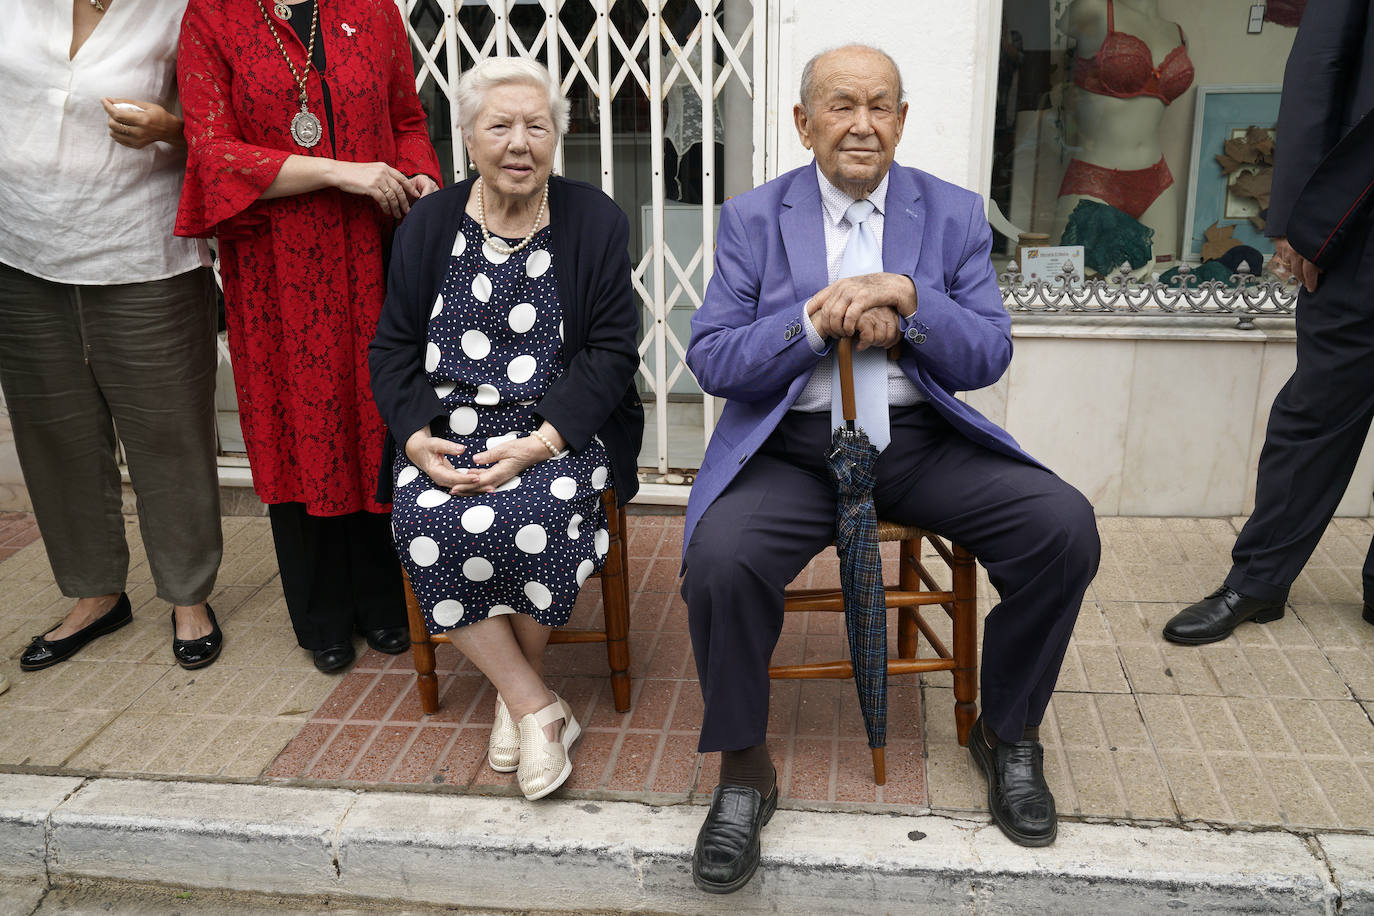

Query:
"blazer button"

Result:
[[783, 327, 793, 340]]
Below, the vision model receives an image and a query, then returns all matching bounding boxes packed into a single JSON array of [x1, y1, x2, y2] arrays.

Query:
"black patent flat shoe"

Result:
[[692, 772, 778, 894], [172, 605, 222, 670], [1162, 585, 1285, 645], [20, 593, 132, 671], [313, 643, 356, 673], [970, 715, 1057, 847], [362, 626, 409, 655]]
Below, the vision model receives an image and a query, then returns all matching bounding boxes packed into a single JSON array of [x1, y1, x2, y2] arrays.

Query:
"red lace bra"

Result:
[[1073, 0, 1194, 105]]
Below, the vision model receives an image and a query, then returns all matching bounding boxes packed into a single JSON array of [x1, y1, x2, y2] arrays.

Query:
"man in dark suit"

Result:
[[1164, 1, 1374, 645], [681, 44, 1101, 894]]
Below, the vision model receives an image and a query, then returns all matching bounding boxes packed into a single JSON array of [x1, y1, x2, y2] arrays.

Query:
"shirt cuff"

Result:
[[801, 300, 828, 354]]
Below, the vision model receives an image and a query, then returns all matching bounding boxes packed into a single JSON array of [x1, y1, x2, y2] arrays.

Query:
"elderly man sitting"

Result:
[[680, 44, 1101, 893]]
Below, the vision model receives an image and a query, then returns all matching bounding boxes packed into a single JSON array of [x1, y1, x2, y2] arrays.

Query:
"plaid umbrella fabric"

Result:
[[826, 338, 888, 754]]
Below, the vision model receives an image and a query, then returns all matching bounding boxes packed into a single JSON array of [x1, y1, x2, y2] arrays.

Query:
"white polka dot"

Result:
[[430, 294, 444, 319], [451, 231, 466, 257], [432, 599, 464, 626], [450, 406, 477, 435], [434, 380, 456, 399], [472, 273, 492, 302], [485, 432, 517, 450], [576, 559, 595, 587], [567, 514, 583, 539], [424, 343, 441, 373], [591, 466, 608, 489], [550, 476, 577, 500], [495, 475, 521, 491], [525, 248, 551, 278], [416, 488, 450, 508], [515, 524, 547, 554], [558, 320, 564, 341], [525, 581, 552, 610], [409, 536, 440, 567], [507, 355, 536, 383], [508, 302, 536, 333], [594, 528, 609, 557], [489, 604, 515, 617], [474, 383, 500, 406], [463, 557, 493, 581], [461, 505, 494, 533], [482, 240, 510, 264], [396, 465, 419, 488], [461, 329, 491, 360]]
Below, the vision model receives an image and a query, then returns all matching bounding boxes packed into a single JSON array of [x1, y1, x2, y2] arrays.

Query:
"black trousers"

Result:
[[267, 503, 406, 650], [1227, 220, 1374, 603], [682, 407, 1100, 751]]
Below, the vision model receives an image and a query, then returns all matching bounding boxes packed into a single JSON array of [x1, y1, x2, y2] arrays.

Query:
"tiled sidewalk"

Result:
[[1, 512, 1372, 835]]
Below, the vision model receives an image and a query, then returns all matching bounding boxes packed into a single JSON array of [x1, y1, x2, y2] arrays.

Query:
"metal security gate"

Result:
[[396, 0, 769, 496]]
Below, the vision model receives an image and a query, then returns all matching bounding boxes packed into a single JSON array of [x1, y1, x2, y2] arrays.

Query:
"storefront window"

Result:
[[991, 0, 1302, 288]]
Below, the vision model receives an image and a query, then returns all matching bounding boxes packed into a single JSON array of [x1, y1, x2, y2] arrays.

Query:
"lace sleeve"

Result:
[[382, 2, 442, 184]]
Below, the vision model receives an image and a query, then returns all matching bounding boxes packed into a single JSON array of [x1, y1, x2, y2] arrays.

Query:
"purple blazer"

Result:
[[682, 162, 1040, 564]]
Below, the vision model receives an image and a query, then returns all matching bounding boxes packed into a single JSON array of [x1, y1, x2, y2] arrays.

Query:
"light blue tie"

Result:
[[831, 199, 890, 451]]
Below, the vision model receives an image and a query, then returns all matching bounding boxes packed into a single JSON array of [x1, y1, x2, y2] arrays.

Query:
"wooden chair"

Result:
[[404, 488, 633, 715], [768, 338, 979, 784]]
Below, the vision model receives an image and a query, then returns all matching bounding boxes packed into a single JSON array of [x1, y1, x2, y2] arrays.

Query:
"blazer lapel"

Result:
[[779, 167, 828, 304], [882, 165, 924, 278]]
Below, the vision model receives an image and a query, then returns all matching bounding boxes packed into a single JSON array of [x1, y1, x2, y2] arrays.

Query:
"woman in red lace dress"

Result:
[[176, 0, 441, 672]]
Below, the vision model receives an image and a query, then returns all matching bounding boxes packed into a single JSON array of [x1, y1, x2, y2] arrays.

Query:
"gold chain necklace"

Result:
[[476, 178, 549, 256], [251, 0, 322, 148]]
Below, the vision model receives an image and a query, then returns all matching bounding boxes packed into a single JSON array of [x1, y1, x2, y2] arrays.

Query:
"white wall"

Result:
[[771, 0, 1003, 192]]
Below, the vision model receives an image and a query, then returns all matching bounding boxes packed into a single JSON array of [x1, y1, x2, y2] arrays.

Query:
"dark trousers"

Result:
[[1227, 220, 1374, 603], [682, 407, 1100, 750], [267, 503, 406, 650]]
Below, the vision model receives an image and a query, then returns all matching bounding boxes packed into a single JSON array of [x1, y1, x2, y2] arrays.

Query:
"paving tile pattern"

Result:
[[3, 511, 1373, 835]]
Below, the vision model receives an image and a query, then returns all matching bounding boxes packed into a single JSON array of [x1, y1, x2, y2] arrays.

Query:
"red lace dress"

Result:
[[175, 0, 440, 515]]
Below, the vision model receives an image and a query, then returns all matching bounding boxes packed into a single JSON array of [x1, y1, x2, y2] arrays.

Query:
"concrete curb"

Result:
[[2, 773, 1371, 914]]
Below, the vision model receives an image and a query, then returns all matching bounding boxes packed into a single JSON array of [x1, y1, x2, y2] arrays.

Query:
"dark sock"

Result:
[[1022, 725, 1040, 742], [719, 743, 775, 795]]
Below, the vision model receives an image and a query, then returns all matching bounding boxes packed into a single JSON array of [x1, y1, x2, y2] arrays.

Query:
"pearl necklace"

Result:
[[476, 177, 548, 256]]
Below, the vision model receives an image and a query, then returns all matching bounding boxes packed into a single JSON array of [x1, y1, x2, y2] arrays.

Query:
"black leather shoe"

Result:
[[362, 626, 409, 655], [1162, 586, 1285, 645], [172, 605, 223, 670], [970, 716, 1056, 847], [313, 643, 356, 673], [692, 775, 778, 894], [20, 594, 132, 671], [1364, 603, 1374, 626]]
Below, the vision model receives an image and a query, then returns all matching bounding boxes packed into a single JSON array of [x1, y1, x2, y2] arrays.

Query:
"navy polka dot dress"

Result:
[[391, 214, 612, 634]]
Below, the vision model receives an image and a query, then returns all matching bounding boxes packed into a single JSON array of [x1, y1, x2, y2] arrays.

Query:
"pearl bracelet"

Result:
[[530, 430, 560, 458]]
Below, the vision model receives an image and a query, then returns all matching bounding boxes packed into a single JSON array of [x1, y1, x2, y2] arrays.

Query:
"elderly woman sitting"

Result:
[[370, 58, 643, 800]]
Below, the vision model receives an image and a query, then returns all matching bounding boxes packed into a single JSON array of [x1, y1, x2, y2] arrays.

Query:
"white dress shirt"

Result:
[[0, 1, 208, 284], [791, 164, 925, 413]]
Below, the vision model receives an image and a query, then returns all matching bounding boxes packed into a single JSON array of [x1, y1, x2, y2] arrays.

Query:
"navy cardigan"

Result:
[[369, 176, 644, 505]]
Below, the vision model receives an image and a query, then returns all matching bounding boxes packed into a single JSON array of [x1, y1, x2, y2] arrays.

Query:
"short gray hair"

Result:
[[455, 57, 570, 139], [799, 45, 904, 114]]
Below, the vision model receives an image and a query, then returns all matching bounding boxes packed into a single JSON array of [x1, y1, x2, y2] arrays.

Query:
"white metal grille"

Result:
[[399, 0, 769, 481]]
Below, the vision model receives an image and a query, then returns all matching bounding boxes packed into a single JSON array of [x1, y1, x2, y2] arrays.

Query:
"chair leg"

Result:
[[897, 536, 920, 659], [402, 570, 440, 716], [601, 496, 632, 713], [871, 746, 887, 786], [951, 542, 978, 747]]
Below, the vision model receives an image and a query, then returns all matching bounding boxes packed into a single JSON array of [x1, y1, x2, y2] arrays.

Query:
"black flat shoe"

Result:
[[172, 605, 222, 670], [313, 643, 356, 673], [362, 626, 409, 655], [970, 716, 1057, 847], [692, 774, 778, 894], [20, 593, 132, 671], [1364, 603, 1373, 625], [1162, 585, 1285, 645]]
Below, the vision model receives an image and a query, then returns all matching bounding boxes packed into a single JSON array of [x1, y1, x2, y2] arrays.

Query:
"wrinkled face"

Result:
[[794, 48, 907, 197], [465, 82, 558, 203]]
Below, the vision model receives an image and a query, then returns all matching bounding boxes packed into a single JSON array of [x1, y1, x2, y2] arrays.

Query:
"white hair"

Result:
[[455, 57, 570, 139], [799, 44, 904, 114]]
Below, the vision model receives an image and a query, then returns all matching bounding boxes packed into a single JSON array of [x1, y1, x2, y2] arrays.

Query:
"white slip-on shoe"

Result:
[[516, 694, 581, 800], [488, 695, 520, 772]]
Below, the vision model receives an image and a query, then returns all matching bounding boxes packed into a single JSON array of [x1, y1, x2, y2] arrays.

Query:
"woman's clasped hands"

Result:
[[405, 425, 564, 496]]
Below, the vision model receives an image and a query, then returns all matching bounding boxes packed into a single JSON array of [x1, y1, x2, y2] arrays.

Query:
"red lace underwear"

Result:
[[1058, 156, 1174, 220]]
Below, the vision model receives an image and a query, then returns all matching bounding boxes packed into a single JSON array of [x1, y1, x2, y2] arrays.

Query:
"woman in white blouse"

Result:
[[0, 0, 224, 671]]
